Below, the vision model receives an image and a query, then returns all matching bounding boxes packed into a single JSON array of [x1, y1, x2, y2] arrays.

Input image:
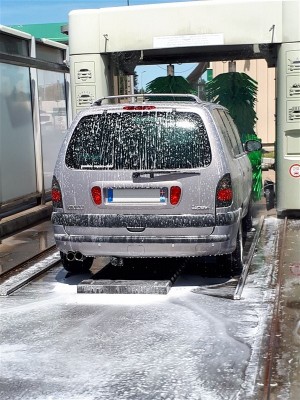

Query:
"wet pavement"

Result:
[[0, 216, 283, 400], [0, 174, 299, 399], [269, 219, 300, 399], [0, 219, 55, 275]]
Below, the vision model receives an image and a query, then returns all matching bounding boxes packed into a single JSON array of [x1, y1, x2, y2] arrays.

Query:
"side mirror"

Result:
[[244, 140, 262, 152]]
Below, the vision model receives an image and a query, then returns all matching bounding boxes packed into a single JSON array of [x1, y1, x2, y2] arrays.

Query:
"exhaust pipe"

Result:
[[66, 251, 85, 262], [66, 251, 75, 262], [74, 251, 84, 261]]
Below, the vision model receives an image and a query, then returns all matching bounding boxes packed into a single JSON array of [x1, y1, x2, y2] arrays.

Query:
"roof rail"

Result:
[[92, 93, 201, 106]]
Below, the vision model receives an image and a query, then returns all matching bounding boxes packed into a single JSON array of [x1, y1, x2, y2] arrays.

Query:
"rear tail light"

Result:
[[216, 174, 233, 207], [170, 186, 182, 205], [91, 186, 102, 205], [51, 176, 63, 208]]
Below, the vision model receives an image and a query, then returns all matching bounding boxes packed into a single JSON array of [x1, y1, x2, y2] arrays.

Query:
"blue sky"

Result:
[[0, 0, 199, 86], [0, 0, 195, 26]]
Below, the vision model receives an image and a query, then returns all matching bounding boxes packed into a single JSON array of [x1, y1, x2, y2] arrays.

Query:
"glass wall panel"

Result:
[[36, 43, 64, 64], [37, 70, 68, 189], [0, 32, 29, 56], [0, 63, 36, 204]]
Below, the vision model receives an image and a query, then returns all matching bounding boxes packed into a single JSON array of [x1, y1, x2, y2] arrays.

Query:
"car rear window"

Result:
[[65, 111, 211, 170]]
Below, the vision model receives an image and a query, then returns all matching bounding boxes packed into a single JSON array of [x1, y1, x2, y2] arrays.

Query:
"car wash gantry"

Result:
[[66, 0, 300, 216]]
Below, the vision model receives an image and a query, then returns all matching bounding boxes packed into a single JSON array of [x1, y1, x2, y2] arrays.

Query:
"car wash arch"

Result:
[[67, 0, 300, 216]]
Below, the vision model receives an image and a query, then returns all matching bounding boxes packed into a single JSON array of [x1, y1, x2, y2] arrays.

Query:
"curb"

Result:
[[0, 250, 60, 296], [0, 203, 52, 238]]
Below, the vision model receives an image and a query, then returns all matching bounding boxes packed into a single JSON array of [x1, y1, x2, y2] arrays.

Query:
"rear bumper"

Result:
[[52, 210, 240, 257], [52, 211, 239, 229]]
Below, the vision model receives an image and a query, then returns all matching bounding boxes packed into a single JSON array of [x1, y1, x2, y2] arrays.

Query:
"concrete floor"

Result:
[[0, 170, 299, 398]]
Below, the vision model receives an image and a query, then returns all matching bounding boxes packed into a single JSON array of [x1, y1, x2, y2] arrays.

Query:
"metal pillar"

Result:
[[276, 42, 300, 216]]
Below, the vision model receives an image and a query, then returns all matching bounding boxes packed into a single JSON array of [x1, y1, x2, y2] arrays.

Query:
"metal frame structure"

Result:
[[0, 25, 70, 215], [68, 0, 300, 215], [69, 0, 300, 215]]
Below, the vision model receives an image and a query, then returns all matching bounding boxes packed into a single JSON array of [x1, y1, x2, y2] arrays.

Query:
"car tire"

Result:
[[242, 201, 253, 233], [60, 252, 94, 273], [217, 222, 244, 275], [230, 223, 244, 273]]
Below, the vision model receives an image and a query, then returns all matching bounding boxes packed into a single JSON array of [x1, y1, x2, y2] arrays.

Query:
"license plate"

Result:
[[107, 188, 167, 204]]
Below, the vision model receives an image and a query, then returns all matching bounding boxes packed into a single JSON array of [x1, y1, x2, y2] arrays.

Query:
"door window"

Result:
[[212, 110, 235, 156], [222, 112, 244, 154], [217, 110, 243, 156]]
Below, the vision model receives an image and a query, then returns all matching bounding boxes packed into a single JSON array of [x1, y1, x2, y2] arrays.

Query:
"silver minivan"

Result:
[[51, 94, 261, 273]]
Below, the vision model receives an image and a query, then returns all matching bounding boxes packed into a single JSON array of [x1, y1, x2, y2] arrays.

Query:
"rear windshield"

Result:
[[65, 111, 211, 170]]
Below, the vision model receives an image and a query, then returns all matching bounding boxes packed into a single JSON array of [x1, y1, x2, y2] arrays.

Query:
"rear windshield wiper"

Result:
[[80, 164, 113, 170], [132, 169, 200, 178]]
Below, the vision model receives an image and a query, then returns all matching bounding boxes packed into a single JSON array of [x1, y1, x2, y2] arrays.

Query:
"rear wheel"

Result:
[[242, 201, 253, 234], [217, 222, 244, 275], [230, 224, 244, 273], [60, 252, 94, 274]]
